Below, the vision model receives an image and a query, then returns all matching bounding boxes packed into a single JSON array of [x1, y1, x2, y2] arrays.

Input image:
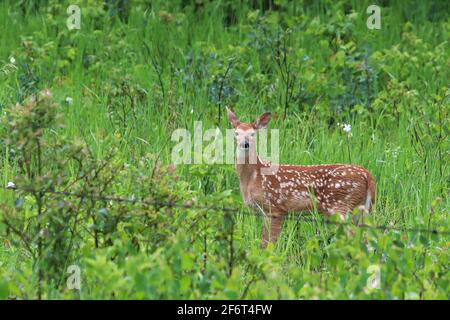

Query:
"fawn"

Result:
[[227, 108, 376, 247]]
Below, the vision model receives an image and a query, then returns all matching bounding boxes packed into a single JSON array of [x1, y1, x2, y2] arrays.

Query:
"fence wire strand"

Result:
[[3, 186, 450, 236]]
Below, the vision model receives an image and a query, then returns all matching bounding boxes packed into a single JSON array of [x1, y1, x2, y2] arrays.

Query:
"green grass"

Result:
[[0, 0, 448, 299]]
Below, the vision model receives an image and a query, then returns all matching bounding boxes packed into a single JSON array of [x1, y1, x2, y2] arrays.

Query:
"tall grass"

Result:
[[0, 0, 448, 299]]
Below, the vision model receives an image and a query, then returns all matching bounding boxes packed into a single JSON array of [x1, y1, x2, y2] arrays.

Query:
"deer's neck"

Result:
[[236, 163, 259, 182], [235, 147, 261, 180], [235, 150, 264, 204]]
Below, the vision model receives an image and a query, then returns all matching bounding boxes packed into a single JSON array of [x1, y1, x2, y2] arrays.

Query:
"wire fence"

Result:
[[3, 185, 449, 236]]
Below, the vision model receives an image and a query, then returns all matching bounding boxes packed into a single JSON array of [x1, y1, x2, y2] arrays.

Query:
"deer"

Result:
[[226, 108, 376, 248]]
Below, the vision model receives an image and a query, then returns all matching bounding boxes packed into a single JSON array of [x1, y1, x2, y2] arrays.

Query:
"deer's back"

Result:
[[253, 163, 376, 215]]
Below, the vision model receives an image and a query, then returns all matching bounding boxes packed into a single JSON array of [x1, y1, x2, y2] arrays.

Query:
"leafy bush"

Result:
[[0, 0, 448, 300]]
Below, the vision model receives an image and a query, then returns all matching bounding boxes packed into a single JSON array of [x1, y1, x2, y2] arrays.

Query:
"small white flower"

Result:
[[6, 181, 16, 189], [366, 243, 375, 252], [190, 108, 194, 114], [42, 89, 52, 97], [10, 57, 15, 64], [65, 96, 73, 104], [343, 123, 352, 133]]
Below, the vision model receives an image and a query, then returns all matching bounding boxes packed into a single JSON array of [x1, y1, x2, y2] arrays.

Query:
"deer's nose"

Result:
[[239, 141, 250, 150]]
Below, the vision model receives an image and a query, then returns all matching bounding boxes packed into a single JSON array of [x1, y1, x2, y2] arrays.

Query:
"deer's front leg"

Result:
[[261, 213, 285, 248]]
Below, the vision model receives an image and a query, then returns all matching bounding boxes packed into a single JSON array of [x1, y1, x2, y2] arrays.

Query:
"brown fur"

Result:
[[227, 108, 376, 247]]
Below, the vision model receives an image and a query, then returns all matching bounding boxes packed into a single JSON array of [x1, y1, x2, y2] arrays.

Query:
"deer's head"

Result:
[[226, 108, 271, 163]]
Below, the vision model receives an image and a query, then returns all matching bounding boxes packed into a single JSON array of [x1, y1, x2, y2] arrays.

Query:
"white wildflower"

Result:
[[366, 243, 375, 252], [65, 96, 73, 105], [343, 123, 352, 133], [10, 57, 15, 64], [42, 88, 52, 97], [6, 181, 16, 189]]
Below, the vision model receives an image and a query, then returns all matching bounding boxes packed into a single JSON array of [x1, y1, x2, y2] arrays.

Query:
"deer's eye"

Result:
[[250, 132, 256, 137]]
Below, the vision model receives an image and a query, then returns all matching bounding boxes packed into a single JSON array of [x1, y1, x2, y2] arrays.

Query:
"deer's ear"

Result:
[[226, 107, 240, 128], [254, 112, 271, 129]]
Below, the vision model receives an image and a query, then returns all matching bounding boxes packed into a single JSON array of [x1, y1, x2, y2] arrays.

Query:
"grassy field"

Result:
[[0, 0, 449, 299]]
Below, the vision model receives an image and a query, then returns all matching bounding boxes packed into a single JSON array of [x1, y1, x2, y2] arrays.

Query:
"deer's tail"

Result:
[[364, 171, 376, 212]]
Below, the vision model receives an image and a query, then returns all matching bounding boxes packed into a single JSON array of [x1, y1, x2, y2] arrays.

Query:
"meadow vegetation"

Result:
[[0, 0, 448, 299]]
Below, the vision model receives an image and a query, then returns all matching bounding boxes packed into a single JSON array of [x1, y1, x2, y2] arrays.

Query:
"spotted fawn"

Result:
[[227, 108, 376, 247]]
